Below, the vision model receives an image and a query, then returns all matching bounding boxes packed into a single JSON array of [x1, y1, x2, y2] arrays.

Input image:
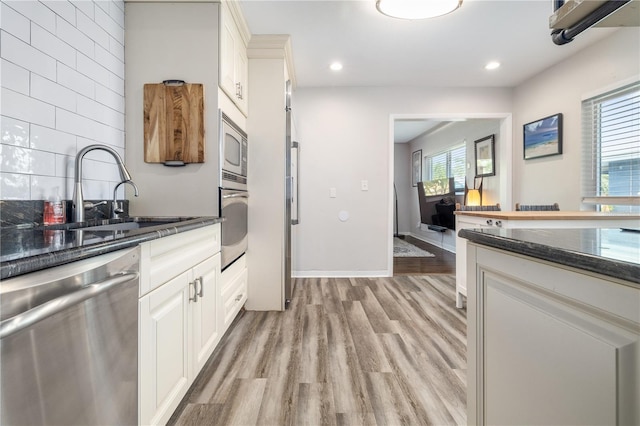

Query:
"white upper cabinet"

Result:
[[220, 1, 249, 116]]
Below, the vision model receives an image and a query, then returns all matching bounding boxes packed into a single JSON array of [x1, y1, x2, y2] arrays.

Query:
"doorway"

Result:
[[388, 113, 513, 276]]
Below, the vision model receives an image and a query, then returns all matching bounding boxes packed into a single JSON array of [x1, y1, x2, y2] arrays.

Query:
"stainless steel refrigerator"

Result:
[[285, 79, 299, 307]]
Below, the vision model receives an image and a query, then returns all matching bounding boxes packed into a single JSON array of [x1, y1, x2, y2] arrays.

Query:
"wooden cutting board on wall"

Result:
[[143, 82, 205, 164]]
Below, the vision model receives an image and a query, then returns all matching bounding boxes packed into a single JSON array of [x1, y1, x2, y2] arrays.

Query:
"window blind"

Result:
[[582, 81, 640, 212], [423, 144, 466, 192]]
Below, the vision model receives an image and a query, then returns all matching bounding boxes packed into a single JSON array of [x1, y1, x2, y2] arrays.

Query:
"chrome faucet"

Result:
[[112, 180, 139, 219], [73, 144, 136, 222]]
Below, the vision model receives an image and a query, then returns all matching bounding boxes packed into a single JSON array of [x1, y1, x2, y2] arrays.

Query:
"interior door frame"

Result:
[[386, 112, 513, 276]]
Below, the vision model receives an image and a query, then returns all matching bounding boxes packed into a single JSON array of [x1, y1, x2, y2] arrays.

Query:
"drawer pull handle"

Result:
[[196, 277, 204, 298], [189, 280, 198, 303], [235, 294, 243, 302]]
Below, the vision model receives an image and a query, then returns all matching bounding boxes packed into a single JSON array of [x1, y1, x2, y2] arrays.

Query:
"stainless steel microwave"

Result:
[[219, 111, 247, 190]]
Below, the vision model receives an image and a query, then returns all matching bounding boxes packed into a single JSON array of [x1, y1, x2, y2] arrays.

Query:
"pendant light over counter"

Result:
[[376, 0, 462, 20]]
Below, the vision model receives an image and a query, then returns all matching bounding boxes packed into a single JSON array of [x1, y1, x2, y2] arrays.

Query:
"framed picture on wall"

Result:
[[523, 113, 563, 160], [412, 149, 422, 187], [475, 135, 495, 177]]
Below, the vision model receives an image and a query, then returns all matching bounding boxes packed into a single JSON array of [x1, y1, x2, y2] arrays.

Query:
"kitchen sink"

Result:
[[70, 217, 196, 232]]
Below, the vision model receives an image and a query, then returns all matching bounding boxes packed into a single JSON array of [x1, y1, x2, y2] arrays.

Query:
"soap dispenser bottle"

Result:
[[44, 187, 66, 225]]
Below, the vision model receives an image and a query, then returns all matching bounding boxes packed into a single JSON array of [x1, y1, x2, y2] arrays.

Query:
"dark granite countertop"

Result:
[[459, 227, 640, 285], [1, 216, 224, 280]]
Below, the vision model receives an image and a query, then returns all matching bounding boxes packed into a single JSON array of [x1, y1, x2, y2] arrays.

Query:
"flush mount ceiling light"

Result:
[[330, 62, 343, 71], [485, 61, 501, 70], [376, 0, 462, 19]]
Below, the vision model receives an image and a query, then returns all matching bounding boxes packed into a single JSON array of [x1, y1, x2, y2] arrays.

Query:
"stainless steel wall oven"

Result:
[[219, 188, 248, 270], [219, 111, 248, 270]]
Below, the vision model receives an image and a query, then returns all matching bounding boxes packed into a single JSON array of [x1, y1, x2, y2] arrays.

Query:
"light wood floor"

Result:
[[169, 275, 467, 426], [393, 236, 456, 276]]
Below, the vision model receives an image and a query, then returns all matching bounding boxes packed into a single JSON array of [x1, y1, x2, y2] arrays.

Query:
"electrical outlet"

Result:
[[361, 180, 368, 191]]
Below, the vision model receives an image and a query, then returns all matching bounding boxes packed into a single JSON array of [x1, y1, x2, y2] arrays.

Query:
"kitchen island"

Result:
[[460, 227, 639, 425], [454, 210, 640, 307]]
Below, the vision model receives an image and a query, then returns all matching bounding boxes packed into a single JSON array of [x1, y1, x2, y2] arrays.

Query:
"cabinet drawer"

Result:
[[221, 255, 247, 328], [140, 225, 220, 296]]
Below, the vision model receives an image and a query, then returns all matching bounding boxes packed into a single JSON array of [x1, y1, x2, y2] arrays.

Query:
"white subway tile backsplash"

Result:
[[77, 53, 109, 87], [2, 88, 56, 128], [94, 1, 109, 15], [31, 22, 76, 68], [109, 36, 124, 62], [56, 15, 94, 58], [4, 1, 55, 34], [77, 10, 109, 50], [0, 0, 124, 201], [42, 0, 76, 26], [31, 74, 77, 112], [1, 172, 31, 200], [109, 0, 124, 28], [1, 59, 30, 95], [71, 0, 94, 20], [82, 157, 121, 182], [108, 72, 124, 96], [0, 144, 56, 175], [31, 124, 77, 155], [1, 2, 30, 43], [1, 116, 30, 148], [31, 175, 71, 200], [95, 84, 124, 112], [95, 4, 123, 44], [56, 109, 97, 140], [77, 95, 123, 130], [93, 124, 124, 147], [81, 178, 110, 200], [57, 62, 95, 98], [1, 30, 56, 80], [95, 44, 124, 79]]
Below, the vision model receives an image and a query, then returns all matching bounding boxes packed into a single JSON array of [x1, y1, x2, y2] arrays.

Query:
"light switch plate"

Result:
[[330, 187, 337, 198], [361, 180, 368, 191]]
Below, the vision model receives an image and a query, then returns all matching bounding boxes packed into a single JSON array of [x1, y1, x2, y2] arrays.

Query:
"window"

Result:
[[582, 81, 640, 213], [424, 144, 466, 192]]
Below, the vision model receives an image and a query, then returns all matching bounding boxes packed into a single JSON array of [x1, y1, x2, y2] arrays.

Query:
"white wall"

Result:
[[1, 0, 126, 201], [293, 86, 512, 276], [513, 28, 640, 209], [124, 2, 221, 217]]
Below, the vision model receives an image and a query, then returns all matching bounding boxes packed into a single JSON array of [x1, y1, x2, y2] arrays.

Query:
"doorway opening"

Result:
[[388, 113, 513, 276]]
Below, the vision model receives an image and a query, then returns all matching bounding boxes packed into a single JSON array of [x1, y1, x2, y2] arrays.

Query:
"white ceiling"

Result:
[[238, 0, 620, 142]]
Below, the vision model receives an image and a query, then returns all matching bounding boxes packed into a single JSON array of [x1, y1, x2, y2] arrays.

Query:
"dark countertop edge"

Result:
[[0, 217, 223, 280], [459, 228, 640, 286]]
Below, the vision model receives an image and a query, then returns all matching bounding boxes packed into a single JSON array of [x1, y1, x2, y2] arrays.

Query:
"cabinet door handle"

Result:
[[486, 219, 493, 226], [189, 280, 198, 303], [495, 220, 502, 227], [235, 293, 243, 302], [236, 82, 242, 99], [196, 277, 204, 298]]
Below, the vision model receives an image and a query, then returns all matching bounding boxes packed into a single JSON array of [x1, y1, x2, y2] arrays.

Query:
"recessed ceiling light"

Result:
[[330, 62, 343, 71], [376, 0, 462, 20], [485, 61, 501, 70]]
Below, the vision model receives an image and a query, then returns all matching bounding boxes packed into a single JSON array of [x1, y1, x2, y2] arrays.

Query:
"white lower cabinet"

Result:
[[139, 253, 221, 426], [221, 255, 247, 329], [466, 244, 640, 425], [138, 225, 225, 426]]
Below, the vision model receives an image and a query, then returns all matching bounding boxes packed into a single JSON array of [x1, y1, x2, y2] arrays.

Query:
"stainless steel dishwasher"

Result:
[[0, 247, 140, 425]]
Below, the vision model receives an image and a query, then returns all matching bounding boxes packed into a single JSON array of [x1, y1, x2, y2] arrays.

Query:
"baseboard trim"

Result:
[[293, 270, 391, 278], [409, 232, 456, 254]]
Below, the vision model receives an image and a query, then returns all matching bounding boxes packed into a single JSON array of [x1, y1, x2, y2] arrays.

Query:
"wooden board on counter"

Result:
[[143, 83, 205, 164]]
